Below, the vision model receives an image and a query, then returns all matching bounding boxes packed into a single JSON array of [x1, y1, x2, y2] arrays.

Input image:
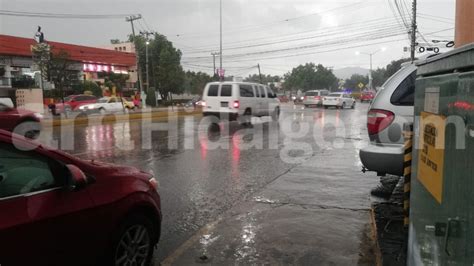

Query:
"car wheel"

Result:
[[324, 105, 328, 109], [112, 214, 155, 266], [272, 107, 280, 122], [240, 108, 252, 126], [351, 102, 355, 109], [99, 108, 106, 115], [341, 102, 346, 109], [15, 120, 41, 139]]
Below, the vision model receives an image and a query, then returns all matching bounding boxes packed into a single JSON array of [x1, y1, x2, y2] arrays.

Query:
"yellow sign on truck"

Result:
[[417, 111, 446, 203]]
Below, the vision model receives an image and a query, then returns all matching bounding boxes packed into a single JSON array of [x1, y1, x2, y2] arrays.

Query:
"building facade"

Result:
[[0, 35, 137, 98]]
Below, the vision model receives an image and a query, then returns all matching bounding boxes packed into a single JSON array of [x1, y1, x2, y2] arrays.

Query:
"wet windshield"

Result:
[[1, 1, 459, 265]]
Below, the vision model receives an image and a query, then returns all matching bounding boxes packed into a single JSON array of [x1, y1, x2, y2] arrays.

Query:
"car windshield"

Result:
[[2, 1, 462, 265]]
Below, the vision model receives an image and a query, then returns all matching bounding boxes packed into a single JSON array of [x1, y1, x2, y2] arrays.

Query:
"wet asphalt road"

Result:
[[38, 102, 373, 263]]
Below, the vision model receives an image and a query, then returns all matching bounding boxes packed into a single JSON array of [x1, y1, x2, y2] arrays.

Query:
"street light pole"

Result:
[[219, 0, 223, 81], [211, 52, 219, 78], [356, 48, 385, 91], [126, 15, 143, 105], [146, 41, 149, 91]]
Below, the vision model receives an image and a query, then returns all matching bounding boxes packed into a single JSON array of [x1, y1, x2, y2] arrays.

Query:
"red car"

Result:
[[0, 102, 42, 138], [54, 94, 98, 114], [360, 91, 375, 103], [0, 130, 162, 266]]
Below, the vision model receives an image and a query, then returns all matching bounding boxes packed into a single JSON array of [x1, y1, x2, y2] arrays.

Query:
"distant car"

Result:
[[53, 95, 97, 114], [0, 129, 162, 266], [277, 94, 289, 103], [360, 91, 375, 103], [322, 93, 356, 109], [184, 97, 202, 108], [360, 63, 417, 176], [78, 97, 126, 114], [0, 102, 42, 138], [201, 81, 280, 124], [303, 90, 329, 107]]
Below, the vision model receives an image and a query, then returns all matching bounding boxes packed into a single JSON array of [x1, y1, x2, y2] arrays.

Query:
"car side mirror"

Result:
[[66, 164, 88, 191]]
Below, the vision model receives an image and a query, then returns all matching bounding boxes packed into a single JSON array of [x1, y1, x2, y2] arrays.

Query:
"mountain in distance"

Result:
[[333, 67, 370, 80]]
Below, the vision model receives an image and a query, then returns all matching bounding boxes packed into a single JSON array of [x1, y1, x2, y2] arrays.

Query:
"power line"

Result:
[[168, 2, 367, 39], [182, 20, 405, 55], [0, 10, 136, 19], [182, 27, 407, 62]]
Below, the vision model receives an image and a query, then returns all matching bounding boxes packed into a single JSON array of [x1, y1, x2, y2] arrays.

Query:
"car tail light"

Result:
[[314, 96, 321, 100], [367, 109, 395, 135], [233, 100, 240, 108], [304, 96, 307, 100]]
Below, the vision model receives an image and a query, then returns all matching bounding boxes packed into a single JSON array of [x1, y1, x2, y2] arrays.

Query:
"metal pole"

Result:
[[219, 0, 223, 81], [369, 53, 373, 90], [410, 0, 417, 62], [258, 64, 263, 84], [126, 15, 143, 105], [146, 42, 149, 91]]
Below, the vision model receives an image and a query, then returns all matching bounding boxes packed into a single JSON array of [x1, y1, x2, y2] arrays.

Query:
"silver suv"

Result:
[[359, 63, 416, 176]]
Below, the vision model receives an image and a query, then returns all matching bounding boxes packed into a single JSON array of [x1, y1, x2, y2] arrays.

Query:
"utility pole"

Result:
[[211, 52, 219, 78], [140, 31, 155, 92], [257, 64, 263, 84], [410, 0, 417, 62], [219, 0, 223, 81], [126, 14, 143, 105], [369, 54, 373, 90]]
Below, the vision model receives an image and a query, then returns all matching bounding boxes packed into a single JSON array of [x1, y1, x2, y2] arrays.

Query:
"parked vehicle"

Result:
[[0, 129, 162, 266], [0, 102, 42, 138], [322, 93, 356, 109], [277, 94, 289, 103], [201, 82, 280, 124], [53, 94, 97, 114], [0, 97, 14, 108], [78, 97, 126, 114], [184, 96, 202, 108], [360, 91, 375, 103], [303, 90, 329, 107], [359, 63, 417, 176]]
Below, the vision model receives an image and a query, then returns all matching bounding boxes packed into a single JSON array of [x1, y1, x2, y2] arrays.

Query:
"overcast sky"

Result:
[[1, 0, 455, 76]]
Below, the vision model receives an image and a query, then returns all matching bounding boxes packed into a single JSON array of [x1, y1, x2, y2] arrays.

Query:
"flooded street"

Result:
[[37, 103, 379, 263]]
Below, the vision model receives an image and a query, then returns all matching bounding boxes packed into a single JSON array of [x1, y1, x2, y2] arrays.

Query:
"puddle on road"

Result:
[[253, 196, 279, 204]]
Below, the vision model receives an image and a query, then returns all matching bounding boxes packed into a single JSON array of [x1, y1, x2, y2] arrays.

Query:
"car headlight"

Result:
[[34, 113, 44, 120]]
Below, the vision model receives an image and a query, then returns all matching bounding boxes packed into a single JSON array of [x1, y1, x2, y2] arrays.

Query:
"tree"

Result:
[[283, 63, 338, 91], [72, 80, 102, 97], [98, 71, 130, 93], [133, 34, 185, 100], [184, 71, 212, 95], [45, 49, 79, 99], [344, 74, 369, 90], [244, 74, 281, 84]]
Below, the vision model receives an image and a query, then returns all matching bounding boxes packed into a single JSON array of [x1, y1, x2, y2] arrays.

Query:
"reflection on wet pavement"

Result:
[[36, 103, 372, 262]]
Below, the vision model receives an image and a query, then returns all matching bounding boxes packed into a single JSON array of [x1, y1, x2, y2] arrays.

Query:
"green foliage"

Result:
[[72, 80, 102, 97], [184, 71, 212, 95], [283, 63, 338, 91], [97, 71, 130, 91], [134, 34, 185, 100], [146, 86, 157, 107], [344, 74, 369, 90], [244, 74, 281, 84]]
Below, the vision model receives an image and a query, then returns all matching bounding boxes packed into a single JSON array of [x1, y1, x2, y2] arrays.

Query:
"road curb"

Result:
[[370, 207, 383, 266], [42, 110, 202, 127]]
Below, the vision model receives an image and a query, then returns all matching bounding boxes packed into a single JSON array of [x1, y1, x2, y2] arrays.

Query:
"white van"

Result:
[[201, 82, 280, 123]]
